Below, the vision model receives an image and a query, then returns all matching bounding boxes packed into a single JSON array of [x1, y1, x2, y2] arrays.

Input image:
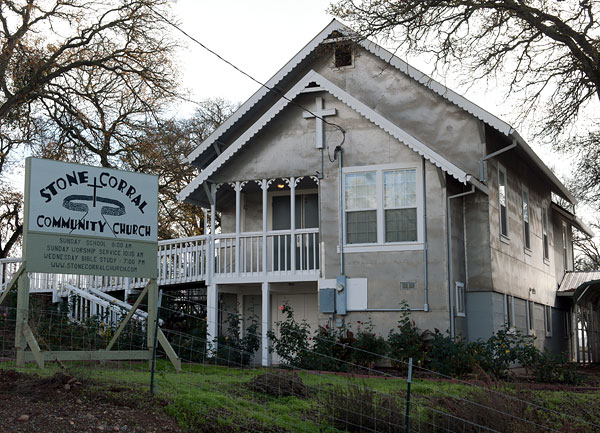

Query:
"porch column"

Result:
[[261, 281, 271, 366], [208, 185, 217, 285], [235, 181, 241, 276], [206, 282, 218, 354], [290, 177, 296, 274], [262, 179, 268, 276]]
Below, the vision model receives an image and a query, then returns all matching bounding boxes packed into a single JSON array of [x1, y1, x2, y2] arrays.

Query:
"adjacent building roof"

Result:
[[558, 271, 600, 294], [182, 19, 576, 205]]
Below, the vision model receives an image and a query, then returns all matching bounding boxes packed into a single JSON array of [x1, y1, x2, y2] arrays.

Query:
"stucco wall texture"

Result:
[[204, 43, 573, 347]]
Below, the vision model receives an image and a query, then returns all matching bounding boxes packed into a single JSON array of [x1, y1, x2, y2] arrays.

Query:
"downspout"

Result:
[[446, 185, 476, 339], [337, 147, 344, 276], [422, 158, 429, 312]]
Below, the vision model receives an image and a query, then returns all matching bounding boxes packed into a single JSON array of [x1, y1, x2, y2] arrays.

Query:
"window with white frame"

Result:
[[498, 166, 508, 237], [344, 165, 419, 246], [522, 189, 531, 249], [505, 294, 514, 328], [455, 282, 465, 317], [384, 169, 417, 242], [562, 222, 568, 271], [345, 171, 377, 244], [544, 305, 553, 337], [542, 207, 549, 260], [527, 300, 535, 333]]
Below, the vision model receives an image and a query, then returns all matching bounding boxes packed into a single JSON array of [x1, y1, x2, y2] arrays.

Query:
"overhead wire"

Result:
[[147, 5, 346, 158]]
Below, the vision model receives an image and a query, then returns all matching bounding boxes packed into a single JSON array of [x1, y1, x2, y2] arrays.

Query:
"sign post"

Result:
[[16, 157, 173, 368]]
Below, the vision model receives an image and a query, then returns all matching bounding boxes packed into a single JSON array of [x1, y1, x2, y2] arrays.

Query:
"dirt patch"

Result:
[[0, 369, 183, 433]]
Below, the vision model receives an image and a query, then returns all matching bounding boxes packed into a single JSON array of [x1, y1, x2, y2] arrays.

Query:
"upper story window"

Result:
[[562, 222, 568, 271], [345, 172, 377, 244], [344, 164, 420, 249], [542, 206, 549, 260], [498, 165, 508, 238], [384, 169, 417, 242], [522, 189, 531, 250]]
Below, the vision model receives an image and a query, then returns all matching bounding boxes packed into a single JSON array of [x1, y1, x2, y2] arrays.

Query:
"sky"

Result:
[[168, 0, 571, 178]]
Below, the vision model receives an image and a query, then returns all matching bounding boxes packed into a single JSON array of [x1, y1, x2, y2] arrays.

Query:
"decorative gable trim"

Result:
[[178, 70, 470, 203], [184, 19, 575, 204], [185, 20, 349, 165]]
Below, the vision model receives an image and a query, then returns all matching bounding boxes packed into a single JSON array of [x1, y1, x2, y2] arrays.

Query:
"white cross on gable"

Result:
[[302, 96, 337, 149]]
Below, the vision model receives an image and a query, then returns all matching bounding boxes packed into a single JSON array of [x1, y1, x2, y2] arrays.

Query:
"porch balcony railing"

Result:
[[214, 228, 320, 278], [0, 227, 320, 295]]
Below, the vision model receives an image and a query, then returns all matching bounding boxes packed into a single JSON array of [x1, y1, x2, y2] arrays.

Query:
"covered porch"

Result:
[[201, 175, 322, 365], [558, 271, 600, 364]]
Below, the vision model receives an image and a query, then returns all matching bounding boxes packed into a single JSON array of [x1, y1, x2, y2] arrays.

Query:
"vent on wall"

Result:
[[400, 282, 416, 290]]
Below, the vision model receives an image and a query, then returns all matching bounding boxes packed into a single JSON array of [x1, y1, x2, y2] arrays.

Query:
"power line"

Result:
[[148, 5, 346, 152]]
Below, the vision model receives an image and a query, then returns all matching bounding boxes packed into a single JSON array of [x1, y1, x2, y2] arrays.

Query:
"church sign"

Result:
[[23, 158, 158, 278]]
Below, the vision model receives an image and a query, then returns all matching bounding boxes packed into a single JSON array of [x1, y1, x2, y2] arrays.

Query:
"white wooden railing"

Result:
[[0, 228, 319, 296], [63, 284, 146, 329]]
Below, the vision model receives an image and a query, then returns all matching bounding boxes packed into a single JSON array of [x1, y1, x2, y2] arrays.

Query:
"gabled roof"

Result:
[[551, 202, 594, 238], [183, 19, 576, 204], [179, 70, 473, 204]]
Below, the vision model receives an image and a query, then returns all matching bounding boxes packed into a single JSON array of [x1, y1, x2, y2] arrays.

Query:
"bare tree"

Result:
[[122, 99, 236, 240], [573, 218, 600, 271], [0, 0, 179, 256], [0, 187, 22, 258], [330, 0, 599, 137]]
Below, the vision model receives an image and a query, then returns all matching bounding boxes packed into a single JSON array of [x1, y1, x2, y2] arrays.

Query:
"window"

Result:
[[455, 282, 465, 317], [498, 166, 508, 237], [344, 165, 420, 247], [400, 282, 416, 290], [544, 305, 553, 337], [384, 169, 417, 242], [527, 300, 535, 333], [522, 189, 531, 249], [562, 222, 568, 271], [505, 295, 514, 328], [345, 171, 377, 244], [334, 43, 353, 68], [542, 207, 549, 260]]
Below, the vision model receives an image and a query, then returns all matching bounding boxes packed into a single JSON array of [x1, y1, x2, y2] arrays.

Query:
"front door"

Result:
[[272, 194, 318, 271]]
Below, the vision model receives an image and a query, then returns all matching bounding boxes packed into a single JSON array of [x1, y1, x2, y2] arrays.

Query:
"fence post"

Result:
[[404, 357, 413, 433], [150, 290, 163, 396]]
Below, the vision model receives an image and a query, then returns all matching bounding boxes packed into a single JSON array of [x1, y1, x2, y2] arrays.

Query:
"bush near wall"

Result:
[[268, 303, 583, 384]]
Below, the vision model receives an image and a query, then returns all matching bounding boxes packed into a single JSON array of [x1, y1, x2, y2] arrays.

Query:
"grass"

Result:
[[2, 360, 600, 432]]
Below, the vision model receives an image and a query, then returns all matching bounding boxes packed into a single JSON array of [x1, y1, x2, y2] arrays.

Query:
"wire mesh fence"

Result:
[[0, 291, 599, 433]]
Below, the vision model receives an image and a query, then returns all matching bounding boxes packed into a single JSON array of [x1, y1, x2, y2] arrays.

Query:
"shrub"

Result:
[[215, 310, 260, 367], [305, 325, 352, 372], [247, 370, 308, 398], [350, 319, 388, 368], [321, 383, 405, 432], [474, 327, 538, 378], [532, 351, 583, 384], [267, 304, 312, 368], [427, 332, 477, 377], [387, 302, 427, 370]]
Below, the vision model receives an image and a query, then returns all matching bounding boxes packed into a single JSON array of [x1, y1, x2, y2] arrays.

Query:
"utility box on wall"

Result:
[[319, 288, 335, 314]]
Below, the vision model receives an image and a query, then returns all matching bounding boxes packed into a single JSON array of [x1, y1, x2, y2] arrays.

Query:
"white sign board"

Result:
[[24, 158, 158, 278]]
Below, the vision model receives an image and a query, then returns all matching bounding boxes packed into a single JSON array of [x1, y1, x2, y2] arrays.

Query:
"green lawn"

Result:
[[4, 361, 600, 432]]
